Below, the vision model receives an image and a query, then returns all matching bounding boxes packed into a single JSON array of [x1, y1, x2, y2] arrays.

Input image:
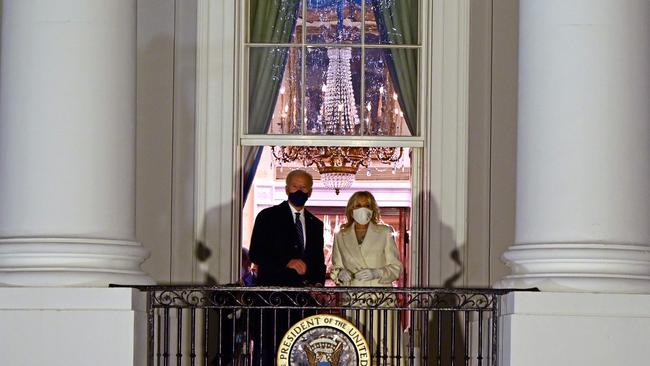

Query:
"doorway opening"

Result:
[[241, 146, 412, 287]]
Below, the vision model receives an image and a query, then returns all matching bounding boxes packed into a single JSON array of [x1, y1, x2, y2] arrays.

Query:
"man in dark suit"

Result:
[[249, 169, 325, 286], [248, 169, 326, 365]]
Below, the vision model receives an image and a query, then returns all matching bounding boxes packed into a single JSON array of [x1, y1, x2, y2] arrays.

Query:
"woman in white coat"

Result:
[[331, 191, 402, 286], [331, 191, 403, 363]]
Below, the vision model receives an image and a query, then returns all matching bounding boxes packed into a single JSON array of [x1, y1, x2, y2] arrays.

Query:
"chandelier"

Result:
[[272, 146, 403, 194], [317, 48, 359, 135], [273, 47, 404, 194]]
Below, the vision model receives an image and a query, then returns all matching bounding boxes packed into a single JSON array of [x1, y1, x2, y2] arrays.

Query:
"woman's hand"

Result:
[[354, 268, 382, 281], [338, 269, 352, 282]]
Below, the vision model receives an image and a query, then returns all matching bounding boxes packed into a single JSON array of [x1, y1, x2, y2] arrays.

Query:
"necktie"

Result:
[[295, 212, 304, 251]]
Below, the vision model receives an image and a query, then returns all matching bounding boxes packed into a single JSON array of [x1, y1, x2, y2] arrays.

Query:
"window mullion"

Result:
[[300, 0, 307, 135], [359, 0, 366, 136]]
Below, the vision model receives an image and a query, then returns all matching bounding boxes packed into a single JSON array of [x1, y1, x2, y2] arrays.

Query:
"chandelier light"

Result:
[[273, 47, 404, 194], [272, 146, 403, 195], [317, 47, 359, 135]]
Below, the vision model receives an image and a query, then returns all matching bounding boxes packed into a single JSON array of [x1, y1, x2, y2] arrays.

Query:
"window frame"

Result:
[[239, 0, 424, 146]]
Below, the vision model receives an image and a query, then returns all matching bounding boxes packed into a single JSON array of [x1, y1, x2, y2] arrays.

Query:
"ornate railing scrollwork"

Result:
[[141, 286, 507, 312]]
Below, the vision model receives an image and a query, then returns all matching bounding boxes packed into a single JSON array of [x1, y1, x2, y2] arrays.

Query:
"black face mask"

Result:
[[288, 190, 309, 207]]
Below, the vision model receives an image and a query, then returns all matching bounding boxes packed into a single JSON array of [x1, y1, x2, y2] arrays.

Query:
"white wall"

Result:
[[0, 288, 147, 366], [500, 292, 650, 366], [136, 0, 197, 283], [467, 0, 518, 287]]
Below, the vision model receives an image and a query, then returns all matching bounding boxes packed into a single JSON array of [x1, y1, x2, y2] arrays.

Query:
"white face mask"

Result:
[[352, 207, 373, 225]]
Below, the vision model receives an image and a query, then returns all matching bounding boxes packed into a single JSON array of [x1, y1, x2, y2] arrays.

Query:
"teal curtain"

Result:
[[248, 0, 300, 133], [371, 0, 418, 135], [244, 0, 300, 202]]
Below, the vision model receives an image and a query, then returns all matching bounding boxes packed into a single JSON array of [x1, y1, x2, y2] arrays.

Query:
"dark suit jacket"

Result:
[[249, 201, 326, 286]]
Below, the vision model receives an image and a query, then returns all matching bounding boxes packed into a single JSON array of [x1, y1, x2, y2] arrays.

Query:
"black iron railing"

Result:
[[129, 286, 512, 366]]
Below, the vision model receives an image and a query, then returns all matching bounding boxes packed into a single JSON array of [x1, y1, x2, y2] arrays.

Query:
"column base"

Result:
[[0, 287, 148, 366], [499, 291, 650, 366], [0, 238, 155, 286], [497, 243, 650, 293]]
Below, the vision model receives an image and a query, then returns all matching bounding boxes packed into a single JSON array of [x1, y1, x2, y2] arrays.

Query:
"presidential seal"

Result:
[[277, 314, 371, 366]]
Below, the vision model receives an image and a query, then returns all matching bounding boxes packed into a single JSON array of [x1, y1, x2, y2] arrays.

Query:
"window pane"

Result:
[[248, 0, 302, 44], [305, 47, 362, 135], [245, 0, 421, 137], [305, 0, 362, 44], [365, 0, 419, 45], [364, 48, 417, 136], [248, 47, 303, 134]]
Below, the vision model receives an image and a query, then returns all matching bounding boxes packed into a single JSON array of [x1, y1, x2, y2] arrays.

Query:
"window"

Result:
[[240, 0, 422, 286], [243, 0, 421, 142]]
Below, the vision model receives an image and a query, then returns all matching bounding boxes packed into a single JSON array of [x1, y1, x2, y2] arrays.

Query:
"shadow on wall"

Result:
[[421, 191, 469, 364], [137, 25, 197, 283], [197, 201, 240, 365], [195, 240, 217, 285], [416, 191, 466, 287], [196, 238, 246, 366], [195, 169, 241, 284]]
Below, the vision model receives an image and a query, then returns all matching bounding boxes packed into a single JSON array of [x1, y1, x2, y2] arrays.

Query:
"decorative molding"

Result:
[[194, 0, 209, 276], [455, 0, 471, 287], [498, 243, 650, 293], [194, 0, 239, 284], [0, 238, 153, 286], [420, 0, 471, 286]]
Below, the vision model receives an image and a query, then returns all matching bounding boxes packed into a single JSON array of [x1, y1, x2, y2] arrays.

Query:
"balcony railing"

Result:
[[128, 286, 514, 366]]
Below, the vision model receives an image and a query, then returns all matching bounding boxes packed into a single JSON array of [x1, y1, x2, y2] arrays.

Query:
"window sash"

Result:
[[240, 135, 424, 147], [241, 0, 423, 142]]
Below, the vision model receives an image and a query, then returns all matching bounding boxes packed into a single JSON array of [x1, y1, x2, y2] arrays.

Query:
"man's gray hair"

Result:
[[285, 169, 314, 188]]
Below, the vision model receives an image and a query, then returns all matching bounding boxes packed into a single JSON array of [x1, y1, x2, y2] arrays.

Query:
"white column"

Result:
[[499, 0, 650, 293], [0, 0, 153, 286]]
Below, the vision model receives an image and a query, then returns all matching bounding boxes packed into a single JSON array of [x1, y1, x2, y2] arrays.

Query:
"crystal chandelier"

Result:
[[273, 47, 403, 194], [317, 47, 359, 135], [272, 146, 403, 195]]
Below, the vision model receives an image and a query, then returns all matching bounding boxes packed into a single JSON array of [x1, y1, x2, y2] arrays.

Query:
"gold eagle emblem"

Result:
[[304, 338, 344, 366]]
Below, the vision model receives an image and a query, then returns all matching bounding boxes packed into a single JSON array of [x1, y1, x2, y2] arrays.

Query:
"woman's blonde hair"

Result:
[[341, 191, 380, 230]]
